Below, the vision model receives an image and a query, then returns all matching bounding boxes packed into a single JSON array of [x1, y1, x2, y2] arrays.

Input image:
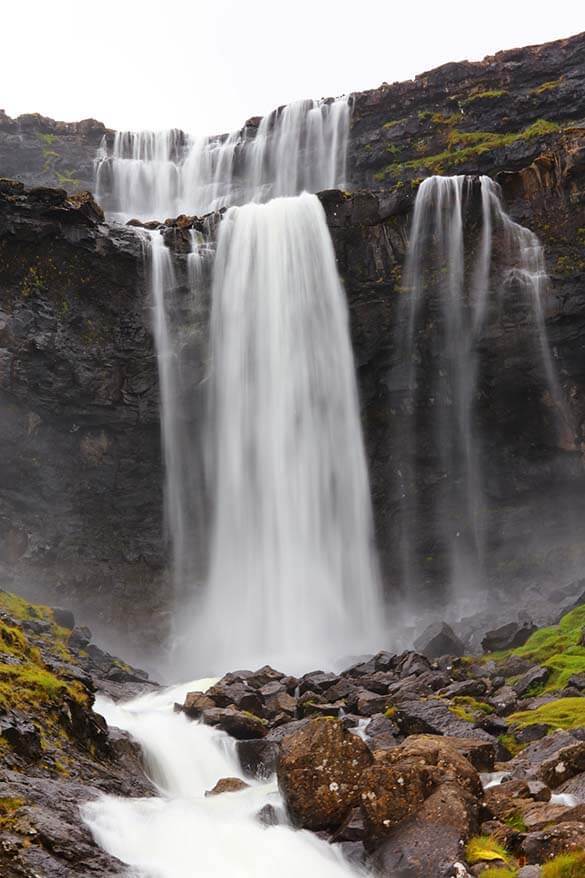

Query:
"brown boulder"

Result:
[[386, 735, 483, 797], [205, 777, 250, 797], [201, 707, 267, 740], [538, 741, 585, 789], [521, 821, 585, 862], [359, 758, 433, 842], [181, 691, 216, 719], [277, 717, 372, 830]]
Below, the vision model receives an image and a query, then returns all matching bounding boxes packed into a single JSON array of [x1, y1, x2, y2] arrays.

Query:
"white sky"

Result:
[[2, 1, 583, 135]]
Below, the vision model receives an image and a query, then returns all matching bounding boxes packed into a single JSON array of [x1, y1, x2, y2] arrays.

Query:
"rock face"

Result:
[[0, 112, 108, 192], [0, 182, 166, 657]]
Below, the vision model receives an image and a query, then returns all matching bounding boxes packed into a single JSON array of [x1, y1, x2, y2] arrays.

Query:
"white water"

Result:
[[400, 174, 563, 601], [82, 685, 359, 878], [95, 97, 350, 221], [171, 192, 384, 673]]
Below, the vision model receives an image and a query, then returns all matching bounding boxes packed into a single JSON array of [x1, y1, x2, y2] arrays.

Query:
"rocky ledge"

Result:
[[176, 602, 585, 876], [0, 588, 156, 876]]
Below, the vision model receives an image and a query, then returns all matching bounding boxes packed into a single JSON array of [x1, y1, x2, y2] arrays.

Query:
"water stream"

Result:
[[83, 685, 359, 877]]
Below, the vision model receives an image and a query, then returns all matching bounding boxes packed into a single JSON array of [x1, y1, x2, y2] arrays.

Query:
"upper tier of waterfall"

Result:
[[95, 96, 351, 221]]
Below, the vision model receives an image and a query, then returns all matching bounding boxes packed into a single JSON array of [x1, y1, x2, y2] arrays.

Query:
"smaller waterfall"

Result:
[[95, 97, 351, 221], [149, 230, 212, 599], [180, 192, 383, 673], [399, 174, 564, 601]]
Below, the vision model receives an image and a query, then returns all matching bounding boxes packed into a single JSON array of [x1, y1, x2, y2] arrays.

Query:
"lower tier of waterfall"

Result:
[[82, 685, 358, 877]]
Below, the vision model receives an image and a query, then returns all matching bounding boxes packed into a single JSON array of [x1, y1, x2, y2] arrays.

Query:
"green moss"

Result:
[[38, 132, 57, 145], [384, 706, 397, 718], [431, 112, 461, 126], [498, 733, 525, 757], [448, 696, 494, 722], [532, 79, 563, 95], [541, 852, 585, 878], [463, 89, 507, 105], [479, 870, 517, 878], [383, 118, 405, 130], [374, 118, 561, 181], [466, 835, 515, 867], [509, 697, 585, 732]]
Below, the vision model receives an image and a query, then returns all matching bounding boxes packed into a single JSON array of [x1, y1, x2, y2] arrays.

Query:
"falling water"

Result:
[[82, 684, 359, 878], [399, 174, 563, 602], [178, 193, 383, 672], [95, 97, 351, 221]]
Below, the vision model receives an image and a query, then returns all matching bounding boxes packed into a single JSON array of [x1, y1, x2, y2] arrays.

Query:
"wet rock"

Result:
[[331, 806, 366, 843], [68, 625, 91, 650], [52, 607, 75, 629], [441, 679, 488, 699], [181, 690, 216, 719], [513, 666, 550, 698], [256, 803, 280, 826], [205, 777, 250, 796], [369, 818, 466, 878], [388, 736, 483, 796], [276, 717, 372, 830], [538, 740, 585, 789], [557, 772, 585, 803], [515, 723, 550, 744], [414, 621, 466, 658], [482, 621, 537, 652], [236, 739, 279, 779], [298, 671, 340, 695], [0, 715, 42, 759], [521, 821, 585, 862], [202, 707, 268, 740], [359, 757, 433, 841], [483, 779, 532, 820], [395, 698, 498, 752], [206, 680, 264, 714], [489, 685, 518, 716], [356, 690, 392, 717], [363, 713, 400, 751]]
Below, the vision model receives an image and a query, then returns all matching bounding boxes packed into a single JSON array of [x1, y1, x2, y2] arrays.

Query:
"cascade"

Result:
[[95, 96, 350, 220], [82, 684, 358, 877], [398, 174, 564, 602], [189, 192, 383, 671]]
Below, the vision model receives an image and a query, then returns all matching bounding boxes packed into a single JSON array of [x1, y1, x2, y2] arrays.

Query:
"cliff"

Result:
[[0, 31, 585, 648]]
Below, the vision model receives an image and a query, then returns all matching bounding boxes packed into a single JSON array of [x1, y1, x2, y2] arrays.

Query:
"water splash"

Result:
[[95, 97, 350, 221]]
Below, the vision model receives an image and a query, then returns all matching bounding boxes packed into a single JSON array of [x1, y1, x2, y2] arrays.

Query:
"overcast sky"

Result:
[[2, 1, 583, 134]]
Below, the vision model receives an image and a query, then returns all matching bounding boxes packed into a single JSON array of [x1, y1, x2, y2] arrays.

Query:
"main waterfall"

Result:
[[192, 193, 382, 670]]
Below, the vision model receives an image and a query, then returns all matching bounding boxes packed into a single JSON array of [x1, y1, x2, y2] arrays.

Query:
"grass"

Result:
[[498, 733, 524, 757], [374, 118, 561, 181], [479, 871, 517, 878], [532, 79, 563, 95], [508, 697, 585, 733], [504, 812, 527, 832], [542, 852, 585, 878], [449, 696, 494, 722], [466, 835, 515, 867]]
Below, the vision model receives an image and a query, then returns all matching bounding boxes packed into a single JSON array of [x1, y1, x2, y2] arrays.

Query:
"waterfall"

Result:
[[399, 174, 564, 602], [95, 97, 351, 221], [177, 193, 383, 672], [82, 685, 358, 877]]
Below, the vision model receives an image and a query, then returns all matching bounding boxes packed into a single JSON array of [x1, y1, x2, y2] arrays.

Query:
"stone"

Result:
[[517, 868, 541, 878], [414, 621, 466, 658], [205, 777, 250, 796], [489, 686, 518, 716], [298, 671, 340, 695], [52, 607, 75, 629], [557, 772, 585, 803], [521, 822, 585, 862], [441, 679, 488, 699], [368, 818, 466, 878], [0, 716, 42, 759], [330, 806, 366, 843], [356, 690, 392, 716], [359, 758, 434, 841], [513, 666, 550, 698], [276, 718, 372, 830], [181, 691, 216, 719], [388, 736, 483, 796], [201, 707, 268, 740], [516, 724, 550, 744], [395, 699, 498, 753], [363, 713, 400, 751], [256, 804, 280, 826], [482, 621, 537, 653], [236, 739, 279, 779], [68, 625, 91, 650]]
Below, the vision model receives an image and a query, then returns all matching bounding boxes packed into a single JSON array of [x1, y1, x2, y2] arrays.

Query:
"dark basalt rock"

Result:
[[482, 622, 538, 653], [414, 621, 466, 659]]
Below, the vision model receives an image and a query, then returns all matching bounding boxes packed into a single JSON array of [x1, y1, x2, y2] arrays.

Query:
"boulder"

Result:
[[482, 621, 537, 653], [395, 699, 498, 754], [201, 707, 268, 740], [368, 817, 466, 878], [181, 691, 216, 719], [513, 666, 550, 698], [521, 821, 585, 862], [414, 621, 466, 658], [205, 777, 250, 796], [489, 685, 518, 716], [388, 737, 483, 796], [52, 607, 75, 629], [236, 738, 279, 778], [276, 718, 372, 830], [363, 714, 400, 751]]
